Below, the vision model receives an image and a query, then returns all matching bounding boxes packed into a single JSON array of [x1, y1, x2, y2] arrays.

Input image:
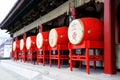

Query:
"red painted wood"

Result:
[[26, 36, 36, 50], [20, 38, 27, 51], [15, 40, 20, 51], [69, 40, 104, 74], [22, 53, 27, 62], [49, 44, 69, 68], [36, 31, 50, 66], [36, 46, 49, 66], [93, 49, 96, 69], [68, 18, 103, 45], [70, 8, 78, 19], [14, 52, 18, 61], [27, 52, 36, 63], [50, 49, 52, 67], [52, 27, 68, 45], [20, 33, 27, 62], [104, 0, 116, 74], [36, 32, 49, 49], [41, 32, 49, 46], [24, 33, 27, 39], [81, 18, 103, 41], [39, 25, 43, 32], [70, 48, 73, 71], [23, 33, 27, 51], [86, 47, 90, 74], [12, 37, 20, 61]]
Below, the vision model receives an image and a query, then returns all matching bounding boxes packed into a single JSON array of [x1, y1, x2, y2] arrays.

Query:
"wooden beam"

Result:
[[13, 0, 103, 37], [13, 1, 69, 37]]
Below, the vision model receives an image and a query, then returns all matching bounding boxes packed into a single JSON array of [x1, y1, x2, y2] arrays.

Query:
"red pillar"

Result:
[[23, 33, 27, 62], [104, 0, 116, 74], [39, 25, 43, 32], [70, 8, 78, 19], [24, 33, 26, 39]]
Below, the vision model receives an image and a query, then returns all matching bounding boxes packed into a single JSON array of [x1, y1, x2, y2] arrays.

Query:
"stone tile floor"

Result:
[[0, 60, 119, 80]]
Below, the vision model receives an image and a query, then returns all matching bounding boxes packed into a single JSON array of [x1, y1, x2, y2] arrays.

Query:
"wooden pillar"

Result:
[[69, 0, 78, 22], [24, 33, 27, 39], [23, 33, 27, 62], [70, 8, 78, 19], [104, 0, 116, 74], [39, 25, 43, 32]]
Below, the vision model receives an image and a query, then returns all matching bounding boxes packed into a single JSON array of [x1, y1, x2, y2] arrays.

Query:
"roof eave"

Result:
[[0, 0, 24, 29]]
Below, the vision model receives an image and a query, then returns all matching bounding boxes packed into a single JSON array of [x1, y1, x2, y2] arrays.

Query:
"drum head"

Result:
[[20, 39, 24, 50], [13, 41, 16, 51], [49, 29, 58, 47], [36, 33, 43, 48], [68, 19, 84, 44], [26, 37, 31, 50]]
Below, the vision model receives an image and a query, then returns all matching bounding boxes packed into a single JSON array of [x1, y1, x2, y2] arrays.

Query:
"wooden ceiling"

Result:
[[0, 0, 68, 33]]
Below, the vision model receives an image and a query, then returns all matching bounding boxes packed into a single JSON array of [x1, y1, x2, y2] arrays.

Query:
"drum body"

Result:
[[26, 36, 36, 50], [20, 39, 26, 51], [12, 40, 20, 51], [36, 32, 49, 48], [49, 27, 68, 47], [68, 17, 103, 45]]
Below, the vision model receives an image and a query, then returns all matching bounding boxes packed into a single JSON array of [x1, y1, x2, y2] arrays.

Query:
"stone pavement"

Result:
[[0, 63, 27, 80], [0, 60, 120, 80]]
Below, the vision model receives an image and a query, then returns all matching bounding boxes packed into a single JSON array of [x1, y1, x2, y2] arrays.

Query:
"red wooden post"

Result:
[[24, 33, 27, 62], [61, 51, 63, 65], [93, 49, 96, 69], [36, 25, 43, 64], [70, 48, 73, 71], [50, 50, 52, 67], [104, 0, 116, 74], [70, 8, 78, 19], [58, 49, 60, 69], [15, 36, 18, 61], [80, 61, 82, 68], [69, 5, 78, 68], [43, 49, 45, 66], [24, 33, 26, 39], [39, 25, 43, 32], [86, 47, 90, 74]]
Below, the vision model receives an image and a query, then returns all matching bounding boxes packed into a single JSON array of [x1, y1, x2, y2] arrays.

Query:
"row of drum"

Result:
[[12, 17, 103, 52]]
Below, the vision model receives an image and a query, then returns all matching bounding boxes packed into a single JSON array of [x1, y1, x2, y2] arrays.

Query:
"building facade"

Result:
[[0, 0, 119, 74], [0, 38, 12, 58]]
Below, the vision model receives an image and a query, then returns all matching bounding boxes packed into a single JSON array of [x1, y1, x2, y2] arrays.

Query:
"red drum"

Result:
[[36, 32, 49, 48], [12, 40, 20, 51], [26, 36, 36, 50], [20, 39, 26, 50], [49, 27, 68, 47], [68, 17, 103, 45]]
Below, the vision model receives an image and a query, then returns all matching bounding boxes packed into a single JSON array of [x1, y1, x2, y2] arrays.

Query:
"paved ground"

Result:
[[0, 63, 27, 80], [0, 60, 120, 80]]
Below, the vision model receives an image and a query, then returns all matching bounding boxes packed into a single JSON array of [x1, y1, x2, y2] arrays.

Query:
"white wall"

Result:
[[4, 45, 12, 57]]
